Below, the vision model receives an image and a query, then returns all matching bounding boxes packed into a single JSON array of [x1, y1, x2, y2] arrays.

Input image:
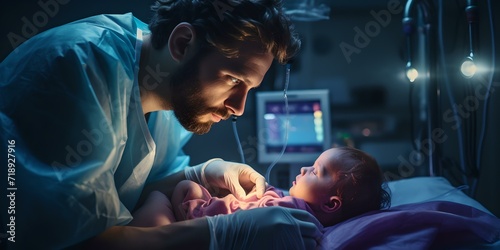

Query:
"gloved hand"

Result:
[[206, 206, 323, 250], [185, 158, 266, 199]]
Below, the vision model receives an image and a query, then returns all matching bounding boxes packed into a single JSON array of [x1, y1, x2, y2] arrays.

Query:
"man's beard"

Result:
[[169, 50, 229, 135]]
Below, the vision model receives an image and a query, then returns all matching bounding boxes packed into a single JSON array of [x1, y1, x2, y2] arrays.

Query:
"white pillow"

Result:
[[388, 176, 491, 214]]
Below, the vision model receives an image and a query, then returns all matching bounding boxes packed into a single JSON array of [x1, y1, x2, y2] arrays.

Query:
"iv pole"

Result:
[[403, 0, 440, 176]]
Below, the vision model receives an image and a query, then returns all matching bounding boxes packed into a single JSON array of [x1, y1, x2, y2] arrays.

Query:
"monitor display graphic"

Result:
[[256, 89, 331, 164]]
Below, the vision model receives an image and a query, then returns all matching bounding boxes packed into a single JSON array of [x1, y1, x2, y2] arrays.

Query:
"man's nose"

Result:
[[225, 88, 248, 116]]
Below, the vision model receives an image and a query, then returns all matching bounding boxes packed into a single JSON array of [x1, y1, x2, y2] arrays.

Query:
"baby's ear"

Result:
[[321, 196, 342, 213]]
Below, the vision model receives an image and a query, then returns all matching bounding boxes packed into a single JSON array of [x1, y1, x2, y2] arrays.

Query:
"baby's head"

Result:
[[289, 147, 391, 226]]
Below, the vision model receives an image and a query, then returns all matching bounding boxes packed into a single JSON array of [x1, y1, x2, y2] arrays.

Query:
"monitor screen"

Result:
[[256, 89, 331, 164]]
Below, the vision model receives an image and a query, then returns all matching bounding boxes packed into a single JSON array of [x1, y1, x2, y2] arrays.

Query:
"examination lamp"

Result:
[[461, 0, 478, 78], [406, 62, 419, 83], [460, 55, 477, 78], [403, 16, 418, 83]]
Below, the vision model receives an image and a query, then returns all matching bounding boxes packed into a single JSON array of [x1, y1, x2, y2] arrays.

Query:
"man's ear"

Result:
[[168, 22, 196, 62], [321, 196, 342, 213]]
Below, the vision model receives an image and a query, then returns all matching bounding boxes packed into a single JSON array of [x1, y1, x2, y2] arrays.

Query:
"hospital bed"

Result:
[[317, 176, 500, 249]]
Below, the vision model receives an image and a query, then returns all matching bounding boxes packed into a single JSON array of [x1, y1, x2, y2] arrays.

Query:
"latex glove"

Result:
[[206, 206, 323, 250], [185, 158, 266, 199]]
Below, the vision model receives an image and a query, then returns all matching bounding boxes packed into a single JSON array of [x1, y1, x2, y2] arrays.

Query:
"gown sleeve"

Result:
[[0, 13, 142, 249]]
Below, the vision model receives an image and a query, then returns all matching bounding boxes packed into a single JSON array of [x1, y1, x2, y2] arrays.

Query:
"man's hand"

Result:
[[185, 159, 266, 199], [206, 207, 323, 250]]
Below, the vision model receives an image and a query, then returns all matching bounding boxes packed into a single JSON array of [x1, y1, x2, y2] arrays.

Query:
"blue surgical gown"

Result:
[[0, 13, 192, 249]]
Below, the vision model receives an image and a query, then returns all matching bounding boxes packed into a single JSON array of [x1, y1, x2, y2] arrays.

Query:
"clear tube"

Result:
[[232, 116, 245, 164], [422, 185, 470, 202], [265, 64, 291, 182], [231, 64, 291, 184], [474, 0, 496, 195], [438, 0, 467, 185]]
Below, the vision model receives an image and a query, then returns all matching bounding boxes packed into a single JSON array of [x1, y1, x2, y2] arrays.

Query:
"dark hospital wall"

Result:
[[1, 1, 498, 216], [0, 0, 155, 61]]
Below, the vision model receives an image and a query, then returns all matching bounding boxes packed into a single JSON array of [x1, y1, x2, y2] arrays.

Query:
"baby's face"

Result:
[[289, 149, 339, 205]]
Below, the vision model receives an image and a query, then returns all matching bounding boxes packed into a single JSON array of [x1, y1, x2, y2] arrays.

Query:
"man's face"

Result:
[[170, 42, 274, 134]]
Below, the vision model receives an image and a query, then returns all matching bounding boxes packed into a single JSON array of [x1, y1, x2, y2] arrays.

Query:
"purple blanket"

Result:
[[319, 201, 500, 249]]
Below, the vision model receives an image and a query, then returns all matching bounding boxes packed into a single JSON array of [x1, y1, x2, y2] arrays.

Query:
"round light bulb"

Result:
[[461, 58, 476, 78], [406, 67, 419, 82]]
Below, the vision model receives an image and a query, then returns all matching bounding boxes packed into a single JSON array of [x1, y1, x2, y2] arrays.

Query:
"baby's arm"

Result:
[[128, 190, 177, 227], [172, 180, 211, 220]]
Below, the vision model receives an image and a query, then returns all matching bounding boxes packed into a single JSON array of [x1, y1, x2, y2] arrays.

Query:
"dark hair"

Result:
[[331, 147, 391, 223], [148, 0, 301, 64]]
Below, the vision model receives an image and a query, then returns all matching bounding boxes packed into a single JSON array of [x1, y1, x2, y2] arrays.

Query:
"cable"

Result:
[[440, 157, 468, 186], [232, 116, 245, 164], [231, 64, 292, 185], [232, 64, 292, 185], [438, 0, 468, 186], [265, 63, 291, 182], [462, 0, 479, 187], [464, 80, 478, 180], [409, 83, 421, 151], [421, 185, 470, 203], [473, 0, 496, 196]]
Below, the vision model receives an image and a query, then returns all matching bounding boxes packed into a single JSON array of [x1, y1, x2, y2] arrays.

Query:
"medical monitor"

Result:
[[256, 89, 331, 164]]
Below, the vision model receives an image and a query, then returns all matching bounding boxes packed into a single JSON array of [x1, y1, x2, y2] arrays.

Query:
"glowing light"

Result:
[[406, 67, 419, 82], [264, 113, 276, 120], [362, 128, 371, 137], [314, 109, 324, 142], [461, 57, 477, 78], [316, 134, 324, 141]]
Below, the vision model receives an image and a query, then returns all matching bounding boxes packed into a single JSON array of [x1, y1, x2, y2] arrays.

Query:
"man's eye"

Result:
[[230, 77, 241, 85]]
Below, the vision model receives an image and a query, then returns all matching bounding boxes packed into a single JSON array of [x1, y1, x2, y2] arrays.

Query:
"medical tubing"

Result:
[[421, 185, 470, 203], [463, 0, 479, 181], [438, 0, 467, 186], [409, 84, 420, 151], [474, 0, 496, 195], [232, 116, 246, 164], [265, 64, 291, 182]]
